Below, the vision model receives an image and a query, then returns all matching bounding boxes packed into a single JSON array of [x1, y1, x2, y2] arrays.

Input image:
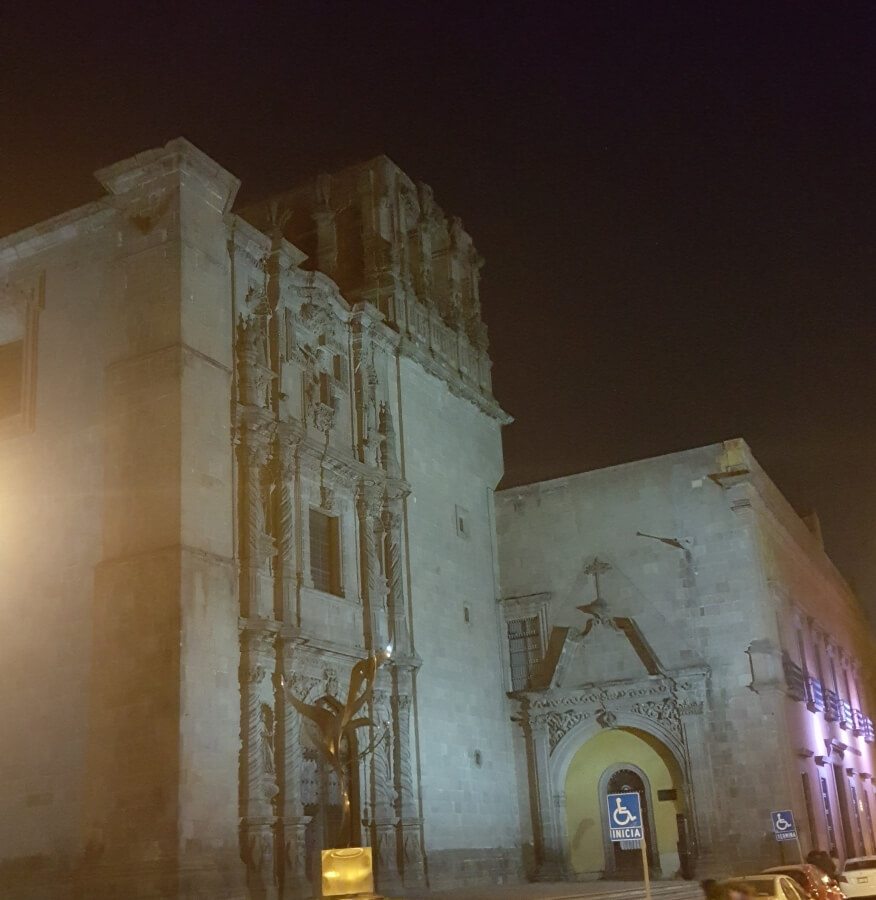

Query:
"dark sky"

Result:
[[2, 2, 875, 609]]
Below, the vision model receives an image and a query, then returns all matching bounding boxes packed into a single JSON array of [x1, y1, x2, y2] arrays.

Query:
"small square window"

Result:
[[310, 508, 342, 596]]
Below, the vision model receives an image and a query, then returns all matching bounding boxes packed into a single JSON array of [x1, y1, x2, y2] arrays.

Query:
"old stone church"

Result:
[[1, 139, 874, 899]]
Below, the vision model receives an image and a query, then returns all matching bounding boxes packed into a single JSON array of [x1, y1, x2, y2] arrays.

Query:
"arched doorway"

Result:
[[603, 766, 656, 876], [562, 727, 683, 878]]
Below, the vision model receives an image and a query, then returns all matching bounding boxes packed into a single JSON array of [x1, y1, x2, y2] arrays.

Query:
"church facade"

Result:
[[496, 439, 876, 879], [0, 139, 874, 899]]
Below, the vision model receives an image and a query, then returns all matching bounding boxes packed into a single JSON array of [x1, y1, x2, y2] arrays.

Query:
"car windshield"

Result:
[[845, 860, 876, 872]]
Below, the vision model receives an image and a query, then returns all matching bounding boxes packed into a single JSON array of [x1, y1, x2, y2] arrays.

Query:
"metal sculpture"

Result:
[[282, 646, 391, 848]]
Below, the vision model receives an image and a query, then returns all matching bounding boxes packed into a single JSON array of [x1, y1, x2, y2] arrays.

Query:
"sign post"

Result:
[[770, 810, 803, 864], [607, 792, 650, 900]]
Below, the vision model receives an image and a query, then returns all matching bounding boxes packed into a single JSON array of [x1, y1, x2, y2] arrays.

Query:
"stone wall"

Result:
[[0, 206, 114, 896], [398, 354, 523, 884]]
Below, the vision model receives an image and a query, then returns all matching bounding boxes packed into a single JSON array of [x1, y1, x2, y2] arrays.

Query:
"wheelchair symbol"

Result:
[[774, 813, 792, 832], [611, 796, 637, 827]]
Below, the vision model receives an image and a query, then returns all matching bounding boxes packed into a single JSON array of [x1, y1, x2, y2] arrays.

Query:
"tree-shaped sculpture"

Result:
[[283, 647, 391, 848]]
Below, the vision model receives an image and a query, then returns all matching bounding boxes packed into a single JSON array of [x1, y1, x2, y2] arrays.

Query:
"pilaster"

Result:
[[392, 666, 426, 889], [240, 620, 281, 900]]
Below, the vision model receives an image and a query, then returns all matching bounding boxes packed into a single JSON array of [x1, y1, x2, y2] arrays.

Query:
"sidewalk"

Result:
[[395, 878, 704, 900]]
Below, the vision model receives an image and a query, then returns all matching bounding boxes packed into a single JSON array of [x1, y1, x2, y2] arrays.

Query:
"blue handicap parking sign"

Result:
[[771, 810, 797, 842], [607, 792, 643, 841]]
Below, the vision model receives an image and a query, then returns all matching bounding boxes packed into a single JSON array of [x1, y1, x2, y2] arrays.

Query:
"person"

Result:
[[807, 849, 839, 880]]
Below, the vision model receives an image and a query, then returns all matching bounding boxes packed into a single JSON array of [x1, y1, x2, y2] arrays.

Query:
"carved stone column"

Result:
[[351, 321, 382, 469], [383, 499, 410, 657], [358, 484, 389, 653], [393, 673, 426, 889], [525, 715, 570, 879], [238, 425, 276, 619], [370, 682, 401, 895], [241, 621, 281, 900], [278, 642, 312, 899], [276, 428, 302, 626]]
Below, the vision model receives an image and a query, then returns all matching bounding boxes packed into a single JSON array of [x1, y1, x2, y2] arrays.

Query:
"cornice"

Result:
[[0, 203, 117, 269], [398, 334, 510, 424]]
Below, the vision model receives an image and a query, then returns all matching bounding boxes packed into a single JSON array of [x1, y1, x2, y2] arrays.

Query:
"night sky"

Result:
[[3, 2, 874, 611]]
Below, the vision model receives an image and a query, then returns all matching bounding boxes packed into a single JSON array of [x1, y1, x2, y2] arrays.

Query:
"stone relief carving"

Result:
[[324, 666, 339, 700], [376, 828, 394, 868], [394, 693, 416, 817], [630, 698, 682, 740], [403, 829, 422, 864], [284, 671, 319, 702], [596, 708, 617, 729], [545, 709, 589, 752], [301, 749, 319, 806], [299, 299, 334, 333], [236, 304, 273, 409], [244, 829, 277, 892], [259, 703, 278, 789], [378, 402, 401, 477], [371, 689, 395, 815], [310, 399, 335, 433]]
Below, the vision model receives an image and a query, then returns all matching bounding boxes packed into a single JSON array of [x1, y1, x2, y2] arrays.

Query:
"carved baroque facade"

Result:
[[0, 140, 515, 900]]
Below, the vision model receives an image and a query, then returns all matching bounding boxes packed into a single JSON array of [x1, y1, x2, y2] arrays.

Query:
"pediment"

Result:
[[535, 615, 663, 690], [530, 553, 706, 691]]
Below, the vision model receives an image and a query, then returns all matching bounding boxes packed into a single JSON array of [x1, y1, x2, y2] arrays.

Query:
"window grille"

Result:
[[782, 652, 806, 701], [806, 676, 824, 711], [823, 688, 841, 722], [507, 616, 542, 691]]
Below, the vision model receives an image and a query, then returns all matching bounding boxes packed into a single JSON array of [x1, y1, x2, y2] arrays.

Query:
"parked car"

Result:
[[842, 857, 876, 900], [764, 864, 847, 900], [721, 874, 812, 900]]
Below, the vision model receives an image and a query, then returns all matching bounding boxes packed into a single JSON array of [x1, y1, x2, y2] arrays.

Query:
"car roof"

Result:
[[727, 875, 781, 881], [724, 875, 783, 886]]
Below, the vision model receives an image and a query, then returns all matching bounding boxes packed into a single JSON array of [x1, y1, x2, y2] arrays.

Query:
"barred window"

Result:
[[310, 509, 342, 595], [507, 616, 542, 692], [501, 593, 549, 692]]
